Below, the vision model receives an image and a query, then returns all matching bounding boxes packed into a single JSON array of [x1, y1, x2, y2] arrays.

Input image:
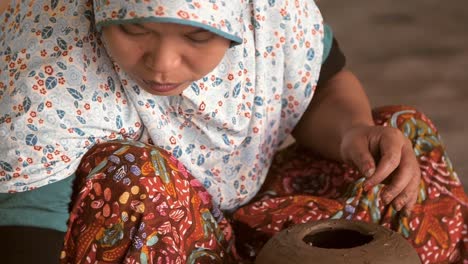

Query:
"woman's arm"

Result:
[[293, 69, 373, 162]]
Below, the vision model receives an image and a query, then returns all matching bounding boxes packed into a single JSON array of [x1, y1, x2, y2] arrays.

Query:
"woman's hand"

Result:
[[293, 70, 421, 216], [340, 124, 421, 216]]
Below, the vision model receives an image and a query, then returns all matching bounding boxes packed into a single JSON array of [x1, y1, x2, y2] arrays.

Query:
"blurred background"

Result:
[[317, 0, 468, 189]]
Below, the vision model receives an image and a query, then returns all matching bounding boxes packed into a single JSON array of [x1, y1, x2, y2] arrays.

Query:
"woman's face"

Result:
[[102, 22, 231, 96]]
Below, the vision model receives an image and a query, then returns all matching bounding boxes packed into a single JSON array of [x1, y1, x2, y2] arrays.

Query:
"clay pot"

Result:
[[255, 219, 421, 264]]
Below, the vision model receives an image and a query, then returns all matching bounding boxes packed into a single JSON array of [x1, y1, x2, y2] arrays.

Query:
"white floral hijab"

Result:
[[94, 0, 326, 210], [0, 0, 142, 192]]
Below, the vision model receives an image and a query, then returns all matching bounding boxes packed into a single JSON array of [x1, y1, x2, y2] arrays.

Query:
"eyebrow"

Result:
[[134, 24, 209, 34]]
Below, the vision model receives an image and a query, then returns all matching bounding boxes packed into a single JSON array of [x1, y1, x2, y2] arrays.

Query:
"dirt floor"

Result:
[[316, 0, 468, 189]]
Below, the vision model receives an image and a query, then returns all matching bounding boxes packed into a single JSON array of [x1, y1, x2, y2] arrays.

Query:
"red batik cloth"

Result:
[[61, 106, 468, 264]]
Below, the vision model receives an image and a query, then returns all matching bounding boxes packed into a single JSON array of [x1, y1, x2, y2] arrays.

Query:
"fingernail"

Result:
[[364, 168, 375, 178], [381, 190, 391, 204], [363, 182, 372, 192], [394, 202, 402, 211], [402, 210, 411, 217], [383, 196, 391, 205]]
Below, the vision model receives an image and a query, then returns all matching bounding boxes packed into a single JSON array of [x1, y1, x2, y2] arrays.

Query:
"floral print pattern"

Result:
[[94, 0, 244, 43], [96, 0, 325, 210], [2, 0, 325, 211], [0, 0, 142, 192]]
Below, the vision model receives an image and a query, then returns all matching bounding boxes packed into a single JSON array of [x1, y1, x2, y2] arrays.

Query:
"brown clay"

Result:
[[255, 219, 421, 264]]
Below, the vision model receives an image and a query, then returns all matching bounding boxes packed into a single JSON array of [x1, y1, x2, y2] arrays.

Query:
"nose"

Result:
[[143, 38, 182, 74]]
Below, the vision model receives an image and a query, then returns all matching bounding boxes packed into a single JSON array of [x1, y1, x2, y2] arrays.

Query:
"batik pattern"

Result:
[[61, 140, 238, 264], [233, 106, 468, 264], [62, 106, 468, 263]]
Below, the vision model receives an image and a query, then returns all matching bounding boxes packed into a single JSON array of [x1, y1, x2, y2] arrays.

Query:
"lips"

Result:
[[142, 80, 182, 94]]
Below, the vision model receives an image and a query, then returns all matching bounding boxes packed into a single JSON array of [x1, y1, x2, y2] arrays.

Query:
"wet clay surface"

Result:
[[316, 0, 468, 189]]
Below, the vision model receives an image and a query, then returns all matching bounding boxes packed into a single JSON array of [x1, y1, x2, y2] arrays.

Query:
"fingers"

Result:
[[362, 128, 403, 190], [389, 142, 421, 215], [384, 168, 419, 212], [358, 128, 420, 215], [342, 126, 421, 215], [375, 139, 420, 215], [378, 142, 409, 205], [401, 172, 420, 216], [340, 127, 376, 177], [347, 146, 376, 179]]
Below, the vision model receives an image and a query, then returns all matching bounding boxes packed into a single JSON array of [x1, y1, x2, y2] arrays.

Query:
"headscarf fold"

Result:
[[95, 0, 326, 209], [0, 0, 142, 192]]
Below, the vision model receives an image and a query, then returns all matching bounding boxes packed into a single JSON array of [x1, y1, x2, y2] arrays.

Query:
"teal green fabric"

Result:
[[0, 26, 335, 232], [0, 176, 74, 232], [322, 24, 334, 63]]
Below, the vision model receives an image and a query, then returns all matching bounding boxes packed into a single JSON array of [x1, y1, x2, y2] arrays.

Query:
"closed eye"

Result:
[[119, 24, 150, 36], [186, 31, 216, 43]]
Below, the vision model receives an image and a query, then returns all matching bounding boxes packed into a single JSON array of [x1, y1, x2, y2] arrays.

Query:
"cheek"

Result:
[[187, 44, 230, 76], [102, 28, 142, 70]]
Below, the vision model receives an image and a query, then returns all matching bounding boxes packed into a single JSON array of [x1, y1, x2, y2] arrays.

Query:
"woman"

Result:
[[1, 1, 467, 263]]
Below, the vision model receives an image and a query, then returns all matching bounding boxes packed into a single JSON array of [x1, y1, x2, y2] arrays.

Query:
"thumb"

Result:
[[343, 146, 376, 178], [340, 128, 376, 178]]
